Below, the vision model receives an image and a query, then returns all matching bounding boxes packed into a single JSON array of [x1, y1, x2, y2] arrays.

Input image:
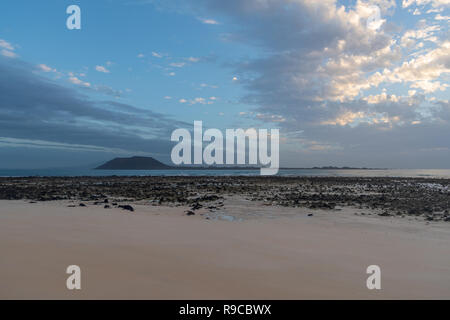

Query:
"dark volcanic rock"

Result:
[[118, 205, 134, 212], [191, 202, 203, 210], [378, 212, 391, 217], [1, 176, 449, 224]]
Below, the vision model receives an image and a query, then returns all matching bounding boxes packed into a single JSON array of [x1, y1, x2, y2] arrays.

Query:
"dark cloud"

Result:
[[0, 57, 186, 166]]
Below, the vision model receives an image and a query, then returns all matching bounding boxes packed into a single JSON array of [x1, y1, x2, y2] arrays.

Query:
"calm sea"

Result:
[[1, 168, 450, 178]]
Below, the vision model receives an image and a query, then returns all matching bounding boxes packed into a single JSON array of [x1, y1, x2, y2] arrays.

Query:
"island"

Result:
[[95, 156, 172, 170]]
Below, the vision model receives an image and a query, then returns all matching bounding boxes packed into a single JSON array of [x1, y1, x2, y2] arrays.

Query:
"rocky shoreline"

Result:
[[0, 176, 449, 222]]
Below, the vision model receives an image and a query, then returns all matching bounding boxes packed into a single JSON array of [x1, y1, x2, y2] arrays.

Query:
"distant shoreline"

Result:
[[95, 167, 388, 170], [94, 156, 387, 171]]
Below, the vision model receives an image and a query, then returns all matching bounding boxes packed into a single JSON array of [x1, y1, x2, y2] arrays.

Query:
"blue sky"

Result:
[[0, 0, 252, 126], [0, 0, 449, 168]]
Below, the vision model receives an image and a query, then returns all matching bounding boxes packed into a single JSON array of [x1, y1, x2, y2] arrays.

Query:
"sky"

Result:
[[0, 0, 449, 169]]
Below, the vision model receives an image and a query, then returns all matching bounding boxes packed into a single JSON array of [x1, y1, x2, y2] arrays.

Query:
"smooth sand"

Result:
[[0, 199, 449, 299]]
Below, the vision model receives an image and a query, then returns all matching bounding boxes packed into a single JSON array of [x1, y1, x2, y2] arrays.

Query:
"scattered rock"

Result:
[[118, 204, 134, 212], [191, 202, 203, 210], [1, 176, 449, 224]]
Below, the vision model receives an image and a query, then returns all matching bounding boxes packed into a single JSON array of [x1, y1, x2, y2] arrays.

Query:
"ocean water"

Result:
[[1, 168, 450, 178]]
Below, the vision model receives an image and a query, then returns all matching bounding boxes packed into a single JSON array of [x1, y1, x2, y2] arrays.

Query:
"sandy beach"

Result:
[[2, 0, 450, 305], [1, 179, 449, 299]]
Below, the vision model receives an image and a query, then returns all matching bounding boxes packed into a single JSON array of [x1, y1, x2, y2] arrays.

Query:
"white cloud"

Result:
[[1, 49, 17, 58], [179, 97, 216, 105], [402, 0, 450, 8], [0, 39, 17, 58], [69, 76, 91, 87], [199, 18, 220, 25], [426, 7, 444, 12], [200, 83, 218, 88], [410, 80, 448, 93], [380, 41, 450, 84], [400, 23, 440, 47], [363, 92, 400, 104], [169, 62, 186, 68], [255, 113, 286, 123], [95, 65, 110, 73], [37, 64, 56, 73], [0, 39, 14, 50], [152, 51, 164, 58], [192, 97, 206, 104], [321, 111, 400, 127], [435, 13, 450, 19], [186, 57, 200, 62]]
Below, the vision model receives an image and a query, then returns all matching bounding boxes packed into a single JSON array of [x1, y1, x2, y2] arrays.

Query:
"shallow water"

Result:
[[1, 168, 450, 178]]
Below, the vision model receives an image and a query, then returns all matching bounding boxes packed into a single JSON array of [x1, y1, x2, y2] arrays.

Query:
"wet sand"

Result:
[[1, 198, 449, 299], [1, 176, 449, 222]]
